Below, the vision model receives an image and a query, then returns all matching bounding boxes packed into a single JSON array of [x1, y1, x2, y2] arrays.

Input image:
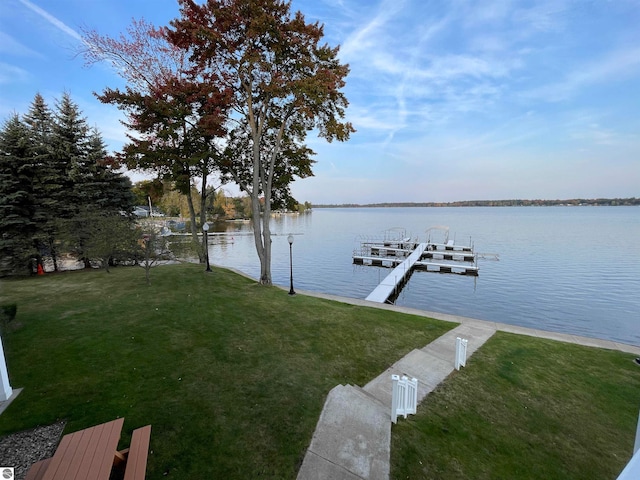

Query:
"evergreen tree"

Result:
[[84, 129, 135, 213], [61, 126, 136, 268], [0, 93, 134, 274], [0, 115, 37, 275], [51, 92, 90, 216], [1, 92, 136, 274], [22, 93, 56, 269]]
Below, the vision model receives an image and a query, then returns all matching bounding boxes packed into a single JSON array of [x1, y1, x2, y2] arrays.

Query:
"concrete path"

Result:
[[294, 290, 640, 480], [297, 322, 497, 480], [363, 322, 496, 412]]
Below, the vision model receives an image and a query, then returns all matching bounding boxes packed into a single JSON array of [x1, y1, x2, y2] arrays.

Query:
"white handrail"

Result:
[[391, 375, 418, 423]]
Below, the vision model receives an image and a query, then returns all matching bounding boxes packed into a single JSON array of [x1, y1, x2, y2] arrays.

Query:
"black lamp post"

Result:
[[203, 222, 211, 272], [287, 234, 295, 295]]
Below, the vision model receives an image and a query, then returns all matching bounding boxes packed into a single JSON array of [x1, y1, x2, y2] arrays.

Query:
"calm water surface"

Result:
[[205, 207, 640, 346]]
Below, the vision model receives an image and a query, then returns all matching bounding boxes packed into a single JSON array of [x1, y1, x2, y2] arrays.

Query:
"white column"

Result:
[[634, 408, 640, 455], [0, 335, 13, 401]]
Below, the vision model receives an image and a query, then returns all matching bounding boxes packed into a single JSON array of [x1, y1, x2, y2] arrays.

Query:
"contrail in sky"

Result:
[[18, 0, 82, 41]]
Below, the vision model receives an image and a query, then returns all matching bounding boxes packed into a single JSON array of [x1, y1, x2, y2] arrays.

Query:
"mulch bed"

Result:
[[0, 421, 65, 480]]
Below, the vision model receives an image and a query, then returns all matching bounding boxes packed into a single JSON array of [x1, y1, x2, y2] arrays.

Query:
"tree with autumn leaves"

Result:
[[83, 0, 353, 285], [82, 18, 230, 263]]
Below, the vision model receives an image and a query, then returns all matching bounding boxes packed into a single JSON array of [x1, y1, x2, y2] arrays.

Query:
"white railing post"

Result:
[[397, 376, 407, 418], [455, 337, 468, 370], [405, 376, 418, 416], [391, 375, 418, 423], [391, 374, 400, 424], [617, 407, 640, 479], [635, 408, 640, 455], [0, 334, 13, 401]]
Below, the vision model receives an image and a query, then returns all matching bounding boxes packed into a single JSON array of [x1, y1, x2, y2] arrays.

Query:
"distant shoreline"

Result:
[[312, 198, 639, 208]]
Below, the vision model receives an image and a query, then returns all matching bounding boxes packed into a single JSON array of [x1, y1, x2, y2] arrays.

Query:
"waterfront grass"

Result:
[[0, 263, 452, 479], [391, 332, 640, 479], [1, 264, 638, 479]]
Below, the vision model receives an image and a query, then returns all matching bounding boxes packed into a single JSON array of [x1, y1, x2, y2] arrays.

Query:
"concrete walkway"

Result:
[[296, 322, 496, 480], [295, 290, 640, 480]]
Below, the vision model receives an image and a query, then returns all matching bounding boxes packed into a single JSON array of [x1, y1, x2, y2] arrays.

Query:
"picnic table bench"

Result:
[[25, 418, 151, 480]]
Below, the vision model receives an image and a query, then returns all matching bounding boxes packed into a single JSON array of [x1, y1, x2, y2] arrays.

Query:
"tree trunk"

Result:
[[250, 195, 269, 285], [185, 186, 204, 263], [48, 236, 59, 272], [199, 169, 209, 264], [260, 210, 272, 285], [260, 174, 273, 285]]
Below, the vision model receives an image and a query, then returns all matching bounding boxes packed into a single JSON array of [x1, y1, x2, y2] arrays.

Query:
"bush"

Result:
[[0, 303, 17, 334]]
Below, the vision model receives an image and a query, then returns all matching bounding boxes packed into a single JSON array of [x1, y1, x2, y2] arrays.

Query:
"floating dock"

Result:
[[355, 227, 483, 304], [365, 243, 428, 303]]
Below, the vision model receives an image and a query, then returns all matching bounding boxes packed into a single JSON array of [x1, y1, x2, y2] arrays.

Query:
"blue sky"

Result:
[[1, 0, 639, 204]]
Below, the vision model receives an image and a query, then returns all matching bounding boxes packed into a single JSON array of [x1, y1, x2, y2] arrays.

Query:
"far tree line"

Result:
[[314, 198, 640, 208], [132, 178, 312, 221]]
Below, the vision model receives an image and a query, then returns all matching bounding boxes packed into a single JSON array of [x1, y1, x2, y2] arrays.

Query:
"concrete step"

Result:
[[297, 384, 390, 480]]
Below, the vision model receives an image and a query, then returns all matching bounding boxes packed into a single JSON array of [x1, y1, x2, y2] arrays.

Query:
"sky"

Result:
[[1, 0, 639, 204]]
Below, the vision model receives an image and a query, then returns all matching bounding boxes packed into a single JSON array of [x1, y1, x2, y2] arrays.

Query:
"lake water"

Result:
[[204, 206, 640, 347]]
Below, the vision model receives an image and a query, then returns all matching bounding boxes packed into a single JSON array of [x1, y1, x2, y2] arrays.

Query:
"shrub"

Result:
[[0, 303, 17, 334]]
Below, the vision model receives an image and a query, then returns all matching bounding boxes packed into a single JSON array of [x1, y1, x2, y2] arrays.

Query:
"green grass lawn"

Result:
[[391, 333, 640, 479], [1, 264, 638, 479], [0, 264, 453, 479]]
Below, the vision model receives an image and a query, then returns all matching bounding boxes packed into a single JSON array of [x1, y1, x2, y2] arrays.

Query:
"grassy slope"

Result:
[[0, 264, 452, 479]]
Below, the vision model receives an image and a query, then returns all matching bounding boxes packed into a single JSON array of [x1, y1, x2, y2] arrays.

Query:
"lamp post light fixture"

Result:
[[202, 222, 211, 272], [287, 234, 295, 295]]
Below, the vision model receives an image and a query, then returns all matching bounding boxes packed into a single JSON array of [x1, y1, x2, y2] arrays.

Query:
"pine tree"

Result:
[[2, 92, 137, 274], [0, 115, 37, 274], [22, 93, 56, 269], [84, 128, 135, 213], [52, 93, 90, 214], [61, 126, 136, 267]]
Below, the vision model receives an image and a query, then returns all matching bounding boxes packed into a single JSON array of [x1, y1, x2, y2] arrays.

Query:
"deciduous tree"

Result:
[[170, 0, 354, 284], [132, 179, 165, 208], [82, 19, 231, 263]]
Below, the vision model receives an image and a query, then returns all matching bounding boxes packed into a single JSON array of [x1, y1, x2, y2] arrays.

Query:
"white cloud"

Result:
[[522, 46, 640, 103], [339, 0, 407, 61], [0, 62, 30, 85], [512, 0, 571, 33], [0, 31, 41, 57]]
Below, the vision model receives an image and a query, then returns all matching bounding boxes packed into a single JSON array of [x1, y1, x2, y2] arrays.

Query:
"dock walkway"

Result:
[[365, 243, 427, 303]]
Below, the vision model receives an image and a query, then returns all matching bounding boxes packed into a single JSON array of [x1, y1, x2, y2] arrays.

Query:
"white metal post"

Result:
[[392, 375, 419, 423], [391, 374, 400, 424], [405, 376, 418, 416], [0, 335, 13, 401], [634, 408, 640, 455], [455, 337, 468, 370]]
